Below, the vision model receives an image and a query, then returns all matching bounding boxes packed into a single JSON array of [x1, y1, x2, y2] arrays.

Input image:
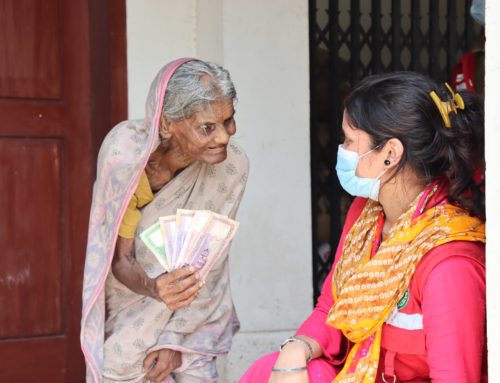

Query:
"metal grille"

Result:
[[309, 0, 482, 300]]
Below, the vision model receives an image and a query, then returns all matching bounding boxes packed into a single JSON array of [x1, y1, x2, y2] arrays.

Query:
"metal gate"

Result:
[[309, 0, 482, 299]]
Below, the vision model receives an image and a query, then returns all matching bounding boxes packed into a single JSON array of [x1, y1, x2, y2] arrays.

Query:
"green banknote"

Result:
[[139, 222, 167, 269]]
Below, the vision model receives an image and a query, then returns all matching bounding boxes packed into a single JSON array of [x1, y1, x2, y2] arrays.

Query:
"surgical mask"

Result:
[[470, 0, 485, 26], [335, 144, 386, 201]]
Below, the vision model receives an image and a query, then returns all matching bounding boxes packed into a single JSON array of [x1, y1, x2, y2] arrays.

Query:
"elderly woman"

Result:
[[240, 72, 486, 382], [81, 59, 248, 383]]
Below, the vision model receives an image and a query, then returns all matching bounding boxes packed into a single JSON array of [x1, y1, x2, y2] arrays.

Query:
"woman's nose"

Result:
[[213, 124, 230, 144]]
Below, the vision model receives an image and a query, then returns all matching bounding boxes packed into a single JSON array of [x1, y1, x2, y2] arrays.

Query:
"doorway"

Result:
[[309, 0, 482, 299]]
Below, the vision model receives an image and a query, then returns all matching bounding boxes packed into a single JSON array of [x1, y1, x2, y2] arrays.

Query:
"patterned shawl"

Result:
[[81, 59, 249, 382], [326, 182, 485, 382]]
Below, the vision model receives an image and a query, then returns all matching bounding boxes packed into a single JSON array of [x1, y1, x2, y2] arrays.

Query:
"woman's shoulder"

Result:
[[225, 140, 249, 174], [412, 241, 485, 298], [420, 241, 485, 271], [96, 120, 149, 173], [99, 120, 147, 157]]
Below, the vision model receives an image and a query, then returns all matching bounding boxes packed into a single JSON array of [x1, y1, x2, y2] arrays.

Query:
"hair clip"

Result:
[[429, 83, 465, 128]]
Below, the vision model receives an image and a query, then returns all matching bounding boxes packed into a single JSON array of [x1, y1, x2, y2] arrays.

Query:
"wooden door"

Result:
[[0, 0, 127, 381]]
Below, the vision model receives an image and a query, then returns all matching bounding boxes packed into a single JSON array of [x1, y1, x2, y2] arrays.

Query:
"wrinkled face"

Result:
[[165, 98, 236, 164], [341, 111, 384, 178]]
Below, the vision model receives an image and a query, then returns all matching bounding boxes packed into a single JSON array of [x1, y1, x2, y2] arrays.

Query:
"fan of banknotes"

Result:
[[140, 209, 239, 279]]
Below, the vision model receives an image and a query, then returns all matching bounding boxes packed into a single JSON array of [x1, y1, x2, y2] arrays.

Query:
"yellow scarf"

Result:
[[326, 185, 485, 383]]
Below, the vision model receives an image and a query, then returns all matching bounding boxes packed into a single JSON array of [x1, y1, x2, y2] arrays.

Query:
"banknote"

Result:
[[173, 210, 196, 267], [177, 210, 214, 267], [208, 217, 239, 275], [140, 209, 239, 278], [139, 222, 168, 269], [187, 232, 215, 271], [158, 215, 177, 271], [193, 214, 239, 280]]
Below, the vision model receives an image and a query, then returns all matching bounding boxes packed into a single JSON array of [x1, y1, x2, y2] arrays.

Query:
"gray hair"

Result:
[[162, 60, 237, 121]]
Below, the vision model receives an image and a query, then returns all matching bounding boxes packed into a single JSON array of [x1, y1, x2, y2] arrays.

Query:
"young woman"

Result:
[[241, 72, 486, 383]]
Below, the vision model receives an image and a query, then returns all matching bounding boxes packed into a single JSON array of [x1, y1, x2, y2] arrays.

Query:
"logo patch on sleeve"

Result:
[[397, 289, 410, 310]]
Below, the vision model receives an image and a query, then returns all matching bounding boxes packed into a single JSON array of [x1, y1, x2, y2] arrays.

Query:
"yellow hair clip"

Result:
[[429, 83, 465, 128]]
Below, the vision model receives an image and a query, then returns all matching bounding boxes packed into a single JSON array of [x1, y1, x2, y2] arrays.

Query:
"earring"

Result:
[[384, 159, 391, 166]]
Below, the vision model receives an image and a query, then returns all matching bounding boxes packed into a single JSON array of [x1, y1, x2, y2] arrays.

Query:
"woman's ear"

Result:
[[159, 114, 173, 139], [384, 138, 404, 168]]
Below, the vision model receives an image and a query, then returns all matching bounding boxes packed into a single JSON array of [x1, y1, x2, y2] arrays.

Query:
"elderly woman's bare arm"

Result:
[[111, 236, 157, 297], [112, 236, 203, 310]]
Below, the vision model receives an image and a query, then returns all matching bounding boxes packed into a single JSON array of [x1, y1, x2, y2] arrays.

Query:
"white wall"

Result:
[[485, 0, 500, 380], [126, 1, 312, 381], [222, 1, 311, 380], [127, 0, 197, 119]]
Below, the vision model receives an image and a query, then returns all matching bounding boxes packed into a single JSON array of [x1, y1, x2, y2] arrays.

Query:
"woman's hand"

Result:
[[152, 266, 203, 310], [112, 237, 203, 309], [269, 343, 310, 383], [144, 349, 181, 382]]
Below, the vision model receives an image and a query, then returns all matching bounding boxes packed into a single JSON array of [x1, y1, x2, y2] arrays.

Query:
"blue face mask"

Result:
[[470, 0, 485, 26], [335, 145, 386, 201]]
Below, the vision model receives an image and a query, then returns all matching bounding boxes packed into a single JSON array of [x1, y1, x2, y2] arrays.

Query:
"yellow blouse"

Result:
[[118, 172, 154, 239]]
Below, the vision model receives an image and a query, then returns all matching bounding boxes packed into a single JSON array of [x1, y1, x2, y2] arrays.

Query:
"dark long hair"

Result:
[[344, 71, 484, 213]]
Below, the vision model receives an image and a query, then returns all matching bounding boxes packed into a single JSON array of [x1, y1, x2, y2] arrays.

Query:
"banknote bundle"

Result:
[[140, 210, 239, 279]]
